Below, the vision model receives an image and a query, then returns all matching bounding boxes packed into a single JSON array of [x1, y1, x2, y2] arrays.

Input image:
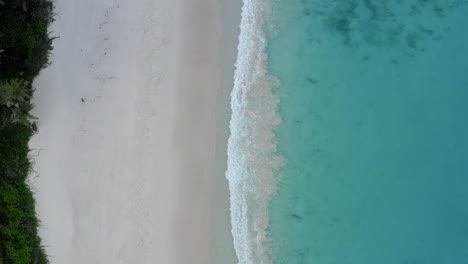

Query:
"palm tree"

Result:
[[0, 78, 31, 106], [0, 79, 36, 126], [12, 101, 37, 126]]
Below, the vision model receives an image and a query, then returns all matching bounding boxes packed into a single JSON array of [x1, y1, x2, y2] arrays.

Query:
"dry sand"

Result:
[[29, 0, 234, 263]]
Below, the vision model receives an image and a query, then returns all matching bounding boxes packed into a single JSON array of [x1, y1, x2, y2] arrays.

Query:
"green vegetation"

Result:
[[0, 0, 55, 263]]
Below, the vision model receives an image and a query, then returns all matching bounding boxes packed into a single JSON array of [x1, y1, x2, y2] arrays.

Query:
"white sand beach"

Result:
[[29, 0, 237, 263]]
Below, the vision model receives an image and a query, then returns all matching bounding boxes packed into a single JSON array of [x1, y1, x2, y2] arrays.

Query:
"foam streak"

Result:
[[226, 0, 282, 263]]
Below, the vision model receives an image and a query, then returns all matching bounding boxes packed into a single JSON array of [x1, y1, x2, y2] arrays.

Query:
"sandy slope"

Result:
[[210, 0, 242, 263], [30, 0, 223, 263]]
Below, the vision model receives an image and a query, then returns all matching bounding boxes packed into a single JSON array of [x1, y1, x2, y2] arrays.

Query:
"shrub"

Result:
[[0, 0, 55, 81], [0, 1, 54, 263], [0, 123, 33, 181]]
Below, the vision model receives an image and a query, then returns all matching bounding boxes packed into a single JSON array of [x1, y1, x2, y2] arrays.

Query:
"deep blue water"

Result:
[[227, 1, 468, 263]]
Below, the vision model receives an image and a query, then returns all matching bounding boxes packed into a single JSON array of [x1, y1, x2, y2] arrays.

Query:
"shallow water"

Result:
[[227, 0, 468, 263]]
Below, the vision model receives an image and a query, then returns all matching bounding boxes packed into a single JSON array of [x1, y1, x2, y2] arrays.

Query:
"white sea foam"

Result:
[[226, 0, 283, 263]]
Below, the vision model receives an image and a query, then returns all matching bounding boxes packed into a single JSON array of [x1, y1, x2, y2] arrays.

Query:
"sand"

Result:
[[210, 0, 242, 263], [29, 0, 234, 263]]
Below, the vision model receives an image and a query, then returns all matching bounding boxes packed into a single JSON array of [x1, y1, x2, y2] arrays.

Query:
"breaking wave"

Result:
[[226, 0, 283, 263]]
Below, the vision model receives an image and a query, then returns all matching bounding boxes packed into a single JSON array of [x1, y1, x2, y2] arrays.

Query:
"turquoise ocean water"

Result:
[[226, 1, 468, 263]]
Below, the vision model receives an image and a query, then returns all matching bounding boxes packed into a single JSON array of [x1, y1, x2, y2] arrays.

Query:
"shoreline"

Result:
[[211, 0, 242, 263], [30, 0, 232, 263]]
